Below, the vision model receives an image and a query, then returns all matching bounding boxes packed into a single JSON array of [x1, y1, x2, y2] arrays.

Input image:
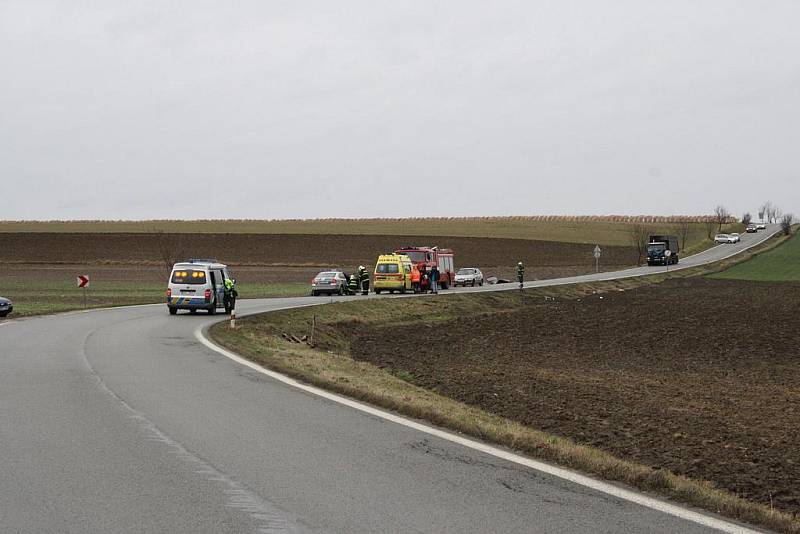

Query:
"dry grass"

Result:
[[210, 230, 798, 533]]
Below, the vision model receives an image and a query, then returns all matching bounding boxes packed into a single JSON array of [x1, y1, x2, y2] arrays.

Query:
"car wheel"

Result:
[[338, 285, 344, 296], [208, 302, 216, 315], [168, 307, 177, 315], [471, 280, 475, 287], [375, 289, 381, 294], [312, 290, 318, 296], [479, 280, 483, 286], [189, 308, 197, 314]]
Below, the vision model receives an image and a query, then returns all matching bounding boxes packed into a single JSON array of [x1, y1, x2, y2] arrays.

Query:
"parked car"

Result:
[[454, 267, 484, 287], [746, 223, 758, 233], [756, 222, 767, 230], [729, 233, 741, 243], [311, 271, 348, 296], [0, 296, 12, 317], [714, 234, 735, 244]]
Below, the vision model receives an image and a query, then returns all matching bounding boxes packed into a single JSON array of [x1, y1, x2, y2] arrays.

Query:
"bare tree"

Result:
[[705, 219, 717, 240], [153, 230, 186, 272], [758, 201, 770, 223], [780, 214, 794, 235], [714, 205, 730, 231], [675, 221, 692, 251], [741, 212, 752, 226], [761, 201, 780, 224], [629, 223, 650, 265]]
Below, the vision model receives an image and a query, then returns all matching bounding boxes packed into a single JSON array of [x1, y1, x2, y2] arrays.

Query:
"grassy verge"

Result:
[[210, 230, 798, 533], [709, 228, 799, 282], [0, 280, 308, 318]]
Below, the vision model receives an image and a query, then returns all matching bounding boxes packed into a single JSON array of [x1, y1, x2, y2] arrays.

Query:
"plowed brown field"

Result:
[[0, 232, 635, 281], [348, 278, 800, 515]]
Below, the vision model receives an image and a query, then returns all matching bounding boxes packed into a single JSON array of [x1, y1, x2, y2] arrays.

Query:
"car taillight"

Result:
[[166, 289, 172, 297], [204, 289, 211, 302]]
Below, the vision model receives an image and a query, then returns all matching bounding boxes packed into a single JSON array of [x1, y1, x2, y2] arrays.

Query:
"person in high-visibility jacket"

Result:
[[348, 272, 359, 294], [356, 265, 369, 295], [411, 265, 421, 293], [223, 278, 238, 313], [516, 262, 524, 288]]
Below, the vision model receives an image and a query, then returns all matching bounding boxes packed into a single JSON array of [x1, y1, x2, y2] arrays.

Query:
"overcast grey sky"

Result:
[[1, 1, 798, 220]]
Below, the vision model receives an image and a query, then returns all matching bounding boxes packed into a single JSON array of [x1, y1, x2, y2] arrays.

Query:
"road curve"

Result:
[[0, 227, 778, 533]]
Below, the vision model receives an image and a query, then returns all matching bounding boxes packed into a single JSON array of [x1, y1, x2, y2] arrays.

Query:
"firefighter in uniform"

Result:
[[516, 262, 524, 289], [357, 265, 369, 295], [223, 278, 238, 313], [348, 272, 359, 295]]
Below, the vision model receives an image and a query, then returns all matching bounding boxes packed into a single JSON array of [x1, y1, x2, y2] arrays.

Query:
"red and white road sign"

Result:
[[77, 275, 90, 288]]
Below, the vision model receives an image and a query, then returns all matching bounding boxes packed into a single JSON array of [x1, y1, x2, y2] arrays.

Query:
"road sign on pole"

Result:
[[664, 249, 672, 272], [77, 275, 89, 308], [593, 245, 602, 273]]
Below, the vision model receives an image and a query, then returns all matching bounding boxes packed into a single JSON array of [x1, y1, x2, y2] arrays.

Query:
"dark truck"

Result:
[[647, 235, 679, 266]]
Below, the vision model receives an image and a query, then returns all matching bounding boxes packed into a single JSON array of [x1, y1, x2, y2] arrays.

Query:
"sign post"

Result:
[[77, 275, 90, 308], [664, 249, 672, 273], [593, 245, 602, 273]]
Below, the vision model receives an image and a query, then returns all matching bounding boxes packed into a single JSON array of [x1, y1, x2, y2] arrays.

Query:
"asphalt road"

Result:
[[0, 227, 778, 533]]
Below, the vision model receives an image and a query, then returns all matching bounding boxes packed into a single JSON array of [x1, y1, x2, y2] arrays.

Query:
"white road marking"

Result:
[[195, 325, 761, 534]]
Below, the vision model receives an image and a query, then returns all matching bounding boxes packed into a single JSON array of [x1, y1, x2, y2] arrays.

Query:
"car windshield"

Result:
[[457, 269, 475, 275], [171, 269, 207, 284], [376, 263, 400, 273], [398, 251, 427, 263], [647, 244, 665, 252]]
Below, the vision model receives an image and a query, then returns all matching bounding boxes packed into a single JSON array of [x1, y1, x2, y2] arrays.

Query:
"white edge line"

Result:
[[194, 324, 761, 534]]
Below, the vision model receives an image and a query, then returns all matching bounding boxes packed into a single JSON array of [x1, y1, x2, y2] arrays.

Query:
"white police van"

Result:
[[167, 259, 231, 315]]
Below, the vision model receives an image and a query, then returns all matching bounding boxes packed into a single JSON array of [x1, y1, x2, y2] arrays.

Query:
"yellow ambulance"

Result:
[[372, 254, 413, 294]]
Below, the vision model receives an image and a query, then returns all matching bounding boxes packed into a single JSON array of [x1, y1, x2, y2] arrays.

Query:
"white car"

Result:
[[714, 234, 735, 244], [729, 233, 741, 243], [311, 271, 348, 296], [454, 267, 484, 287], [756, 222, 767, 230]]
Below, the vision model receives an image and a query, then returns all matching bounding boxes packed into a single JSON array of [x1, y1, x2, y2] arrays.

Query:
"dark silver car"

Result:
[[0, 297, 13, 317], [454, 268, 484, 287], [311, 271, 348, 296]]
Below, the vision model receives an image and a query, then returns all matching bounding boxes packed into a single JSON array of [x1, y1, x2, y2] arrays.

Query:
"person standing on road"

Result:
[[516, 262, 525, 289], [411, 264, 421, 293], [430, 265, 440, 294], [357, 265, 369, 295], [419, 264, 428, 293], [348, 271, 359, 295], [223, 278, 238, 313]]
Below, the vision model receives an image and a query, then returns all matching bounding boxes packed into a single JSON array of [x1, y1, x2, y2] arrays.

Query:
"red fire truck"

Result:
[[394, 246, 455, 289]]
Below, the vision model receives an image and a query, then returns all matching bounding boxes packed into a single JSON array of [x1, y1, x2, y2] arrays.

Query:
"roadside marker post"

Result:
[[230, 311, 236, 329], [664, 249, 672, 273], [77, 275, 90, 308], [593, 245, 602, 273]]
